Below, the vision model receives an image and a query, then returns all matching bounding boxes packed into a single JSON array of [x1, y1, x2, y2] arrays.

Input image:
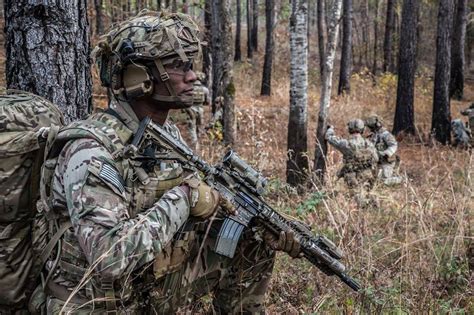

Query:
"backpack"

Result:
[[0, 90, 64, 311]]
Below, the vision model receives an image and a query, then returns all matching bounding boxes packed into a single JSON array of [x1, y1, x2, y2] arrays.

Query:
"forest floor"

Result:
[[1, 26, 473, 313]]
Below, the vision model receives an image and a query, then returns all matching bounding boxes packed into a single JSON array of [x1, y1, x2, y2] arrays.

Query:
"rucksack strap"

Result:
[[40, 221, 73, 265]]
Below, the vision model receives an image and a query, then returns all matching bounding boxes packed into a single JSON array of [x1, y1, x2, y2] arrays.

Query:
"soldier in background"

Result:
[[169, 71, 209, 151], [451, 119, 471, 148], [365, 115, 402, 186], [460, 103, 474, 147], [326, 119, 379, 195]]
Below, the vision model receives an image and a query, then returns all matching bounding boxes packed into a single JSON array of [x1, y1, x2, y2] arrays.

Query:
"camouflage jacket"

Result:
[[45, 99, 192, 302], [368, 127, 398, 160], [326, 128, 379, 172]]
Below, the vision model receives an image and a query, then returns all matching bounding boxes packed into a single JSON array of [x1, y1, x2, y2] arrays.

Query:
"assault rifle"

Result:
[[125, 117, 361, 292]]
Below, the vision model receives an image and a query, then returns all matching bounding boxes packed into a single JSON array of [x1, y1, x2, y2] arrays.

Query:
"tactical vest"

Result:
[[39, 112, 192, 310]]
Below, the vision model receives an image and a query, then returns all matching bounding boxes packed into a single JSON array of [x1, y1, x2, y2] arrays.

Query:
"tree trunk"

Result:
[[182, 0, 188, 13], [287, 0, 309, 187], [314, 0, 343, 181], [252, 0, 259, 51], [210, 0, 235, 145], [432, 0, 454, 144], [172, 0, 178, 12], [5, 0, 92, 123], [383, 0, 395, 72], [261, 0, 274, 95], [94, 0, 104, 36], [247, 0, 254, 58], [393, 0, 419, 135], [372, 0, 381, 75], [203, 0, 213, 106], [338, 0, 352, 95], [449, 0, 467, 100], [361, 0, 369, 68], [317, 0, 326, 76], [165, 0, 170, 9], [235, 0, 242, 61], [157, 0, 162, 10]]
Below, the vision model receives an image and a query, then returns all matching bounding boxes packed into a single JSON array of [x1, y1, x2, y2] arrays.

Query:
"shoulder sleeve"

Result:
[[382, 131, 398, 157], [326, 130, 352, 155], [59, 138, 190, 280]]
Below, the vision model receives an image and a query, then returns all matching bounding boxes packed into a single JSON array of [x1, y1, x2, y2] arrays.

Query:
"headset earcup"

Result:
[[122, 64, 154, 99]]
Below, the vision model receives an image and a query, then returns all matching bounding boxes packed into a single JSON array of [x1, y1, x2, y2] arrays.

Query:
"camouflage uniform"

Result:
[[169, 72, 209, 152], [41, 11, 275, 314], [365, 116, 402, 186], [460, 103, 474, 147], [326, 121, 379, 190], [451, 119, 471, 148]]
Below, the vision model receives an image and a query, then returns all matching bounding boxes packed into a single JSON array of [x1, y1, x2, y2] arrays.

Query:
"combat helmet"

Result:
[[347, 119, 365, 134], [365, 115, 383, 131], [92, 10, 201, 106]]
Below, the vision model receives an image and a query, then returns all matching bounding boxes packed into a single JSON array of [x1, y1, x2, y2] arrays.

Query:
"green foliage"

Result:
[[295, 192, 324, 217]]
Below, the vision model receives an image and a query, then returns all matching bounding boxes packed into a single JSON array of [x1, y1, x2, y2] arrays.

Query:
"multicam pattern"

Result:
[[44, 104, 274, 313], [326, 127, 379, 189], [0, 90, 64, 311], [368, 127, 402, 185]]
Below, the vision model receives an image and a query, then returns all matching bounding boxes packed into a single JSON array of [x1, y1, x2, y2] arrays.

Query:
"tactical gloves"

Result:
[[180, 176, 235, 219], [264, 230, 303, 258]]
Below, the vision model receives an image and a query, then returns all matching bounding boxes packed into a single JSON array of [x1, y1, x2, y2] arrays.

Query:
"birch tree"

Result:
[[5, 0, 92, 123], [314, 0, 343, 181], [287, 0, 309, 187]]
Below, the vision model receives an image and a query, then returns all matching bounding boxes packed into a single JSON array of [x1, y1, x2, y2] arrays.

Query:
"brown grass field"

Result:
[[1, 20, 472, 313]]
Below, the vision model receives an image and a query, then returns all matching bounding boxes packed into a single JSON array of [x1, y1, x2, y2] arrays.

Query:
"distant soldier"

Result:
[[365, 115, 402, 186], [460, 103, 474, 147], [169, 71, 209, 151], [451, 119, 471, 148], [326, 119, 379, 190]]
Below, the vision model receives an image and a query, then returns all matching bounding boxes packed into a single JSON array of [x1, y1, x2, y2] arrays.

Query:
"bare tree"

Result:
[[449, 0, 468, 100], [211, 0, 235, 145], [5, 0, 92, 123], [252, 0, 259, 50], [235, 0, 242, 61], [383, 0, 396, 72], [203, 0, 213, 106], [432, 0, 454, 144], [247, 0, 254, 58], [94, 0, 104, 35], [338, 0, 352, 94], [393, 0, 419, 135], [372, 0, 381, 75], [261, 0, 274, 95], [317, 0, 326, 76], [287, 0, 309, 187], [314, 0, 343, 181]]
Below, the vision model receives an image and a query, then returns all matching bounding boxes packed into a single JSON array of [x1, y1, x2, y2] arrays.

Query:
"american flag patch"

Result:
[[99, 163, 125, 194]]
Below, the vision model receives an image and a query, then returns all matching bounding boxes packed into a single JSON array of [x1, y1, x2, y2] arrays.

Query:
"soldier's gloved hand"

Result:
[[180, 177, 235, 218], [264, 230, 303, 258]]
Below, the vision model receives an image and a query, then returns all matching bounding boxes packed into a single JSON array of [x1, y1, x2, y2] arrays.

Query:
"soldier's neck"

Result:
[[131, 100, 169, 125]]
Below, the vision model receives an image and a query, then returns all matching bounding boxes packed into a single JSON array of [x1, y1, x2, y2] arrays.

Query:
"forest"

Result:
[[0, 0, 473, 313]]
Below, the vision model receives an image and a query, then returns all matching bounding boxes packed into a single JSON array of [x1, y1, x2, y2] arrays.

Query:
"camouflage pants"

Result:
[[151, 227, 275, 314], [45, 226, 275, 314], [378, 162, 401, 186]]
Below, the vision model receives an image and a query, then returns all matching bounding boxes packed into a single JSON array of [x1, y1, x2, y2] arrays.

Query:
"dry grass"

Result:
[[0, 19, 472, 314]]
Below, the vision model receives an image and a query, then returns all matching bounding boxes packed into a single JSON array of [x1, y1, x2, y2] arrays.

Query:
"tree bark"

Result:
[[314, 0, 343, 181], [372, 0, 381, 75], [212, 0, 235, 145], [432, 0, 454, 144], [338, 0, 352, 95], [261, 0, 274, 95], [383, 0, 395, 72], [393, 0, 419, 135], [449, 0, 467, 100], [252, 0, 259, 50], [203, 0, 213, 106], [247, 0, 254, 58], [94, 0, 104, 36], [5, 0, 92, 123], [287, 0, 309, 187], [235, 0, 242, 61], [361, 0, 369, 68], [172, 0, 178, 12], [317, 0, 326, 77]]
